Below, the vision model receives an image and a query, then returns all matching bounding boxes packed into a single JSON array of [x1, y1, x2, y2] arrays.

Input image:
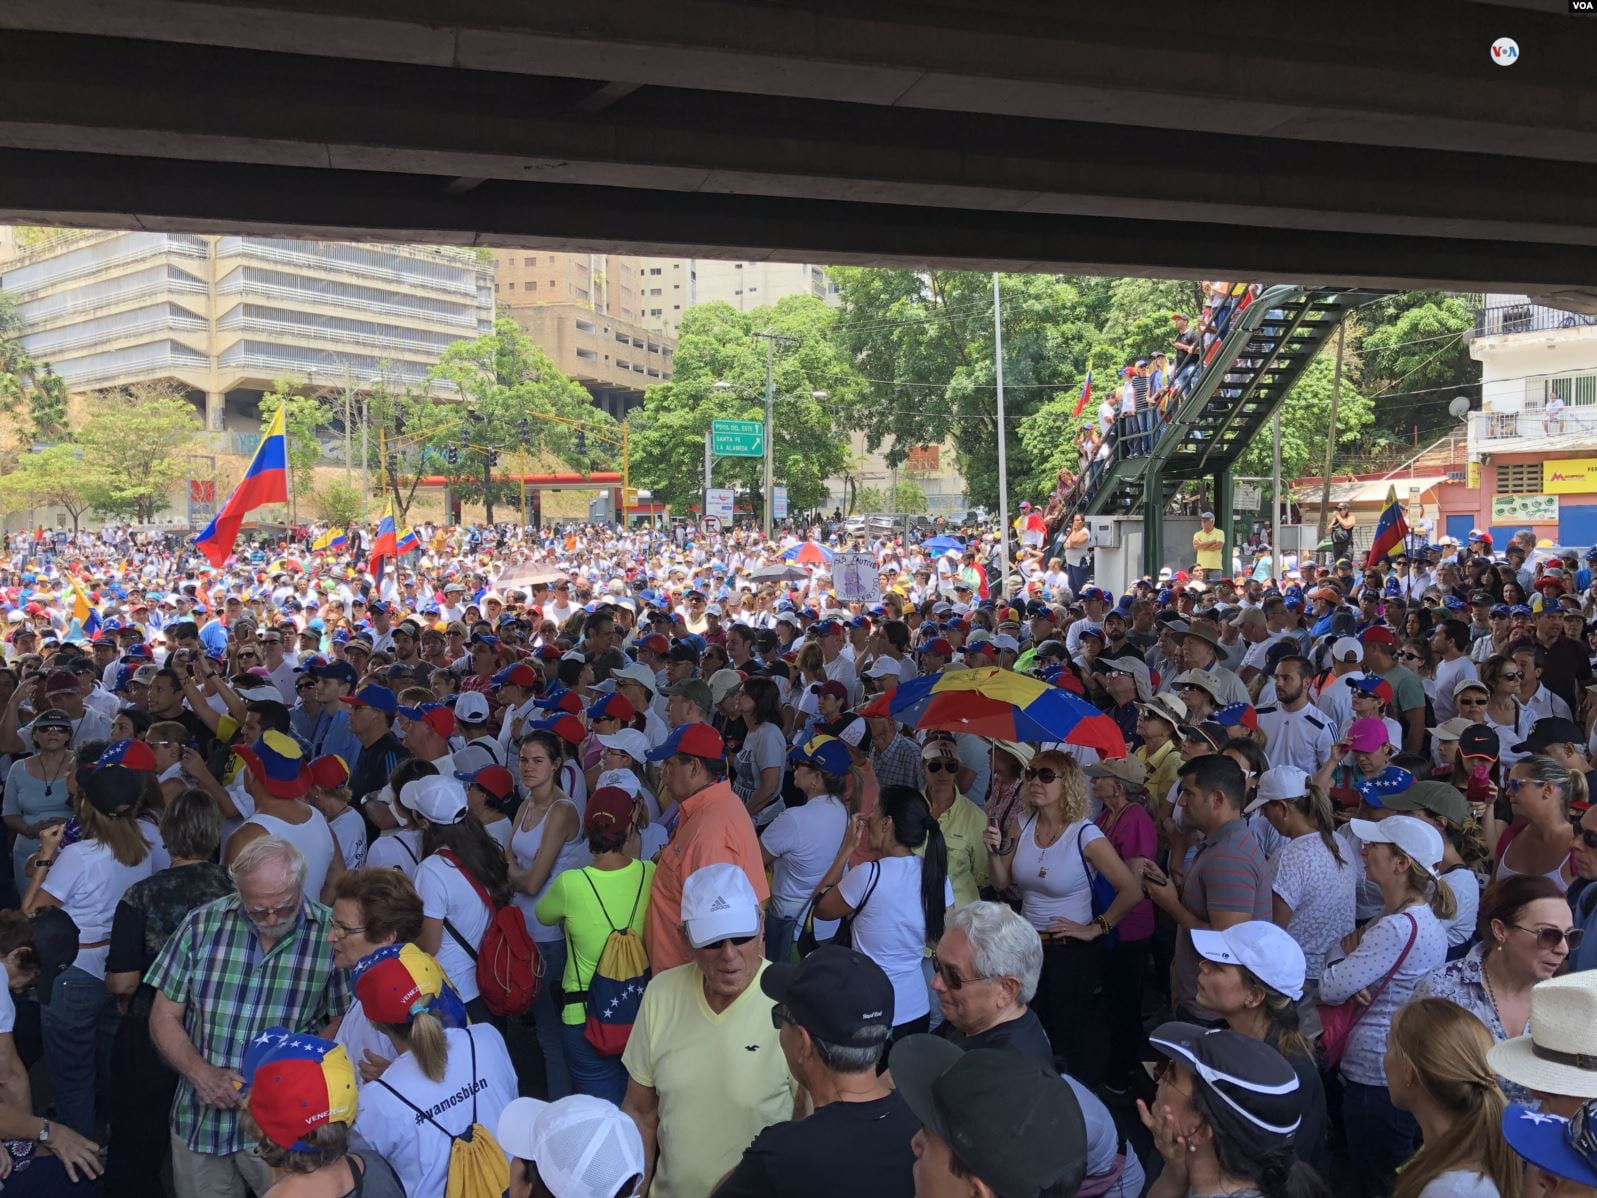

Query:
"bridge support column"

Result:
[[1142, 472, 1163, 580], [1215, 466, 1234, 581]]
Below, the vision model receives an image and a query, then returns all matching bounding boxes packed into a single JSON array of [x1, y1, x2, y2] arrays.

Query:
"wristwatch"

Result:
[[36, 1119, 50, 1144]]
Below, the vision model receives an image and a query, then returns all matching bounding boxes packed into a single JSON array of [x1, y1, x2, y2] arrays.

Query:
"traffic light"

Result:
[[444, 445, 458, 465], [574, 430, 587, 455], [487, 450, 499, 467], [517, 418, 530, 439], [385, 452, 399, 477]]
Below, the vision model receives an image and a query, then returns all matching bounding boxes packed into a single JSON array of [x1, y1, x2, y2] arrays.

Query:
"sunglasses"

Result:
[[697, 934, 756, 951], [1509, 778, 1549, 794], [924, 760, 957, 774], [1458, 697, 1488, 706], [1510, 924, 1585, 952], [1023, 767, 1061, 784], [1573, 824, 1597, 850], [1397, 651, 1422, 661], [1500, 671, 1523, 681], [931, 952, 981, 990]]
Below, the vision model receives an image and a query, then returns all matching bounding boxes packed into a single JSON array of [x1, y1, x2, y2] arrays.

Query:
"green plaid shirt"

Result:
[[146, 892, 352, 1156]]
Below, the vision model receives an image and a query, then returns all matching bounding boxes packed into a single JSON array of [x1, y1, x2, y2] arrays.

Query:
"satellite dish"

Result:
[[1448, 396, 1472, 420]]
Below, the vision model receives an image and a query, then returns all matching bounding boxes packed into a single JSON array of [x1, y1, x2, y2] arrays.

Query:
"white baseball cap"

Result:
[[453, 691, 491, 725], [611, 662, 658, 697], [398, 775, 468, 824], [1330, 637, 1364, 664], [1245, 765, 1310, 814], [595, 768, 640, 798], [864, 658, 900, 679], [597, 729, 650, 764], [496, 1095, 645, 1198], [1350, 815, 1444, 880], [1190, 921, 1307, 1001], [681, 862, 760, 949]]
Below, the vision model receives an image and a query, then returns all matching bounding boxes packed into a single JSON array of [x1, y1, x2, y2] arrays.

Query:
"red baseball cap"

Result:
[[456, 763, 515, 801], [645, 722, 726, 762], [399, 703, 458, 739], [1359, 626, 1398, 647], [640, 634, 670, 654], [308, 754, 350, 790]]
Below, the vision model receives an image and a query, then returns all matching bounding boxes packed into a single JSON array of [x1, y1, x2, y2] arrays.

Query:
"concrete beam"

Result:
[[3, 33, 1597, 248], [3, 148, 1596, 293], [5, 0, 1592, 162]]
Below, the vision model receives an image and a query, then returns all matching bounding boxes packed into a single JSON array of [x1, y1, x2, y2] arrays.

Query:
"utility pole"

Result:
[[993, 273, 1011, 596], [1318, 323, 1346, 561], [1271, 411, 1283, 583], [751, 331, 796, 542]]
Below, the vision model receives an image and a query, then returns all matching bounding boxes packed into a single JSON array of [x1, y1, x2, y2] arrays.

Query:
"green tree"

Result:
[[857, 479, 929, 514], [1231, 351, 1374, 482], [0, 293, 72, 445], [1353, 292, 1476, 444], [78, 381, 200, 522], [0, 445, 100, 531], [311, 477, 367, 527], [628, 296, 859, 517], [426, 317, 610, 522], [26, 366, 69, 443], [258, 381, 333, 500]]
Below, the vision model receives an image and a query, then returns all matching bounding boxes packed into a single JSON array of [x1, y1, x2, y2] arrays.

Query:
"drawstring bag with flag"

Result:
[[565, 868, 650, 1056]]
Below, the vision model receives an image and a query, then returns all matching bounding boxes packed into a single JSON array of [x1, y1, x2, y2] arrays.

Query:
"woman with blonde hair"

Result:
[[1385, 996, 1523, 1198], [983, 749, 1141, 1085], [352, 944, 517, 1198], [1496, 755, 1584, 892]]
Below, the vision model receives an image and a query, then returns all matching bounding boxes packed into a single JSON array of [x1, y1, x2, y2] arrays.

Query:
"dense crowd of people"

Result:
[[0, 513, 1595, 1197]]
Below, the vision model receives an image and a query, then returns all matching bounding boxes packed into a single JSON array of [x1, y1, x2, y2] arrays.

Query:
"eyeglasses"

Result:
[[1510, 924, 1585, 952], [328, 920, 367, 939], [931, 952, 989, 990], [924, 760, 957, 774], [696, 934, 756, 951], [1023, 767, 1061, 784], [243, 900, 300, 921]]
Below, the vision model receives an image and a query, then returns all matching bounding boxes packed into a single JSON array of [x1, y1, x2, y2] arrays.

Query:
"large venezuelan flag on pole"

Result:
[[1070, 368, 1093, 419], [1366, 485, 1410, 564], [369, 502, 398, 585], [193, 408, 288, 566], [67, 575, 100, 641]]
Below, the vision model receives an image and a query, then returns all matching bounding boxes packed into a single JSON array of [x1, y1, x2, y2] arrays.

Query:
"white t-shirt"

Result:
[[334, 1000, 393, 1089], [761, 796, 848, 915], [43, 838, 156, 978], [328, 807, 368, 869], [1269, 832, 1356, 981], [354, 1024, 517, 1198], [366, 829, 423, 878], [1012, 817, 1104, 930], [838, 856, 952, 1025], [415, 853, 491, 1002], [1440, 865, 1481, 950], [1432, 656, 1479, 723]]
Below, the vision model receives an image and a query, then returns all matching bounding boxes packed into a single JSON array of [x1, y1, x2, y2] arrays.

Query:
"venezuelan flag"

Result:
[[194, 408, 288, 567], [1366, 485, 1409, 565], [312, 526, 347, 553], [1070, 368, 1093, 419], [369, 503, 398, 585], [394, 527, 419, 555], [68, 575, 101, 641]]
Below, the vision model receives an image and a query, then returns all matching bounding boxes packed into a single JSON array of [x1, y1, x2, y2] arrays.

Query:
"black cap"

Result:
[[1459, 723, 1501, 759], [1513, 717, 1586, 755], [1149, 1022, 1303, 1157], [81, 767, 142, 816], [889, 1035, 1087, 1198], [761, 945, 894, 1046]]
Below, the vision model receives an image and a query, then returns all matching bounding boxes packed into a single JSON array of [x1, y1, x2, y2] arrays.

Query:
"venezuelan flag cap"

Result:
[[354, 943, 467, 1029], [232, 730, 312, 799], [242, 1027, 357, 1150]]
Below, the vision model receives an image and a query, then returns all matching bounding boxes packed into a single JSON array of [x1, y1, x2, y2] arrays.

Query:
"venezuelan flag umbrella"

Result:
[[780, 541, 834, 565], [883, 667, 1127, 757]]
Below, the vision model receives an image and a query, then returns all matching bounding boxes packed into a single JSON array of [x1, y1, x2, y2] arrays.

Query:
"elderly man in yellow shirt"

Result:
[[1191, 511, 1225, 573], [623, 863, 798, 1198]]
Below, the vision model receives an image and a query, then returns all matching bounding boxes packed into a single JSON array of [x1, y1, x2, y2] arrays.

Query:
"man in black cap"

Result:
[[889, 1034, 1088, 1198], [715, 945, 917, 1198], [1515, 717, 1597, 798]]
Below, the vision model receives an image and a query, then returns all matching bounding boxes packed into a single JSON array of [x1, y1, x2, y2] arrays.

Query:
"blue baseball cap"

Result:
[[789, 734, 852, 775], [311, 660, 359, 687], [339, 684, 397, 714], [1502, 1102, 1597, 1189]]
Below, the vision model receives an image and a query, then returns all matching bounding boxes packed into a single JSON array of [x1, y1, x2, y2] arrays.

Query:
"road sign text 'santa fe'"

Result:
[[711, 419, 764, 457]]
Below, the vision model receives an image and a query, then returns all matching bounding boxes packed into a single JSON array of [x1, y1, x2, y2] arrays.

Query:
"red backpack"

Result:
[[436, 849, 542, 1017]]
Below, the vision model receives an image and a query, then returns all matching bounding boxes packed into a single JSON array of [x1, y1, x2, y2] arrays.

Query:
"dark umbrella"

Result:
[[750, 563, 809, 583]]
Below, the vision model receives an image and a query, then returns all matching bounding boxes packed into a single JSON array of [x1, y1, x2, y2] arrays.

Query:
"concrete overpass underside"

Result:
[[2, 1, 1597, 294]]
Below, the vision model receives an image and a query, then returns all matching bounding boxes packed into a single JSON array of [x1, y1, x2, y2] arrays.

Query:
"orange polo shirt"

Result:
[[644, 778, 770, 972]]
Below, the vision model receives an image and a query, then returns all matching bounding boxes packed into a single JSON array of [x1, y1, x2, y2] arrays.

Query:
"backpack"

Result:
[[564, 867, 651, 1056], [375, 1030, 509, 1198], [436, 849, 541, 1018]]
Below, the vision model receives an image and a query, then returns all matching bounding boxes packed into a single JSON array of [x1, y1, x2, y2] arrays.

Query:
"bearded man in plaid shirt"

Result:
[[147, 836, 350, 1198]]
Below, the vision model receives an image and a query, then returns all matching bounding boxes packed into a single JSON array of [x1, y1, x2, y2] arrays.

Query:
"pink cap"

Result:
[[1347, 717, 1390, 753]]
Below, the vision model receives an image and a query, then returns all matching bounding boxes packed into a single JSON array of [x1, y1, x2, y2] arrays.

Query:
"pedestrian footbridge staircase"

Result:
[[1076, 286, 1388, 544]]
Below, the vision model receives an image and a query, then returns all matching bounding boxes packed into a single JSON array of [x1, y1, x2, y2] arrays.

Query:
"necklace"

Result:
[[36, 752, 66, 799], [1034, 819, 1066, 878]]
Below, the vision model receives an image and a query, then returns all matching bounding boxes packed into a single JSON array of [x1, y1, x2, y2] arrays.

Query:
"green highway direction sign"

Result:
[[711, 419, 764, 457]]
